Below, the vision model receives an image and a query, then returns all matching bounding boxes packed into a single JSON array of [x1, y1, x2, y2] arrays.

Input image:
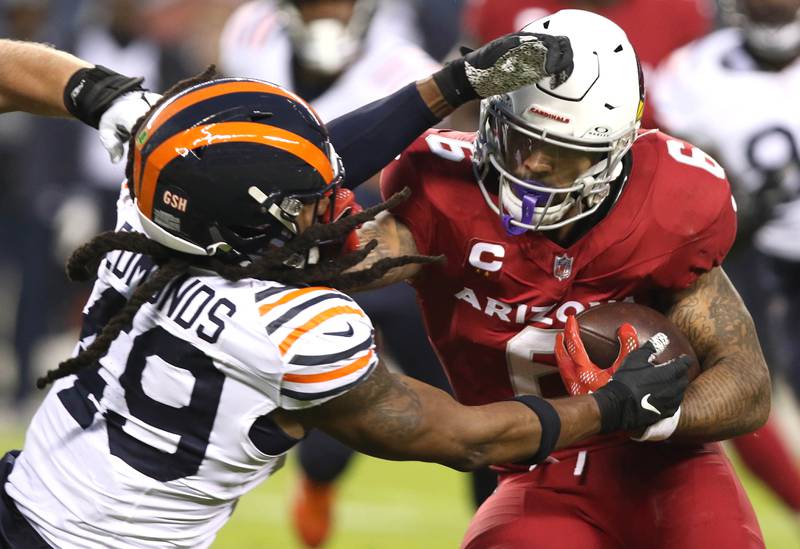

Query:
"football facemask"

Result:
[[281, 0, 377, 75], [473, 9, 643, 235]]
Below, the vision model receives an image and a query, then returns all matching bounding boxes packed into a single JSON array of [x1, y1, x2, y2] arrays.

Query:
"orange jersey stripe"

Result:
[[137, 122, 334, 218], [283, 351, 374, 384], [144, 81, 319, 138], [278, 306, 365, 356], [258, 286, 329, 316]]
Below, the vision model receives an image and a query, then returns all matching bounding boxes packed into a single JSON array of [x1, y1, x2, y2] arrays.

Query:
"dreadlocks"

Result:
[[37, 68, 442, 389]]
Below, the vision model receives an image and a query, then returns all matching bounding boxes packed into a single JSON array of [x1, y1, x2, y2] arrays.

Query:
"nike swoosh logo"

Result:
[[640, 394, 661, 415], [324, 323, 354, 338]]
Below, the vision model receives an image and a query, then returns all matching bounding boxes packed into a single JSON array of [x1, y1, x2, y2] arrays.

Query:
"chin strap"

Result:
[[503, 191, 538, 235]]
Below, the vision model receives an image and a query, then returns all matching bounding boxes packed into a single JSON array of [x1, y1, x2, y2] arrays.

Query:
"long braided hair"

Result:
[[37, 69, 442, 389]]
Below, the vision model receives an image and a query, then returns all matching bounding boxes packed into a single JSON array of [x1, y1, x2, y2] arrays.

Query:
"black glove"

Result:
[[63, 65, 146, 128], [432, 32, 573, 109], [592, 336, 690, 434]]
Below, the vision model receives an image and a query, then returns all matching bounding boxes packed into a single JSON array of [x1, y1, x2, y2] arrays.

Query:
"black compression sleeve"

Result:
[[328, 83, 440, 189]]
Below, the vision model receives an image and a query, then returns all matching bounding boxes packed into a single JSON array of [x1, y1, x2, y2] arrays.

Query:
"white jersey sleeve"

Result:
[[256, 285, 378, 409]]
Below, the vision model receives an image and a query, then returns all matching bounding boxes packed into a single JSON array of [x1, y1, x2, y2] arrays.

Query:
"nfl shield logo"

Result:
[[552, 254, 574, 281]]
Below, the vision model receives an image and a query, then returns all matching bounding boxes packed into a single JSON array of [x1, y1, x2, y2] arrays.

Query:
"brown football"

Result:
[[575, 302, 701, 381]]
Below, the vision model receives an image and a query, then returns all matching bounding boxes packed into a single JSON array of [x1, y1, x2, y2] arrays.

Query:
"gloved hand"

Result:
[[432, 31, 573, 109], [320, 188, 363, 253], [98, 90, 161, 163], [589, 336, 690, 434], [555, 314, 640, 395], [63, 64, 161, 163]]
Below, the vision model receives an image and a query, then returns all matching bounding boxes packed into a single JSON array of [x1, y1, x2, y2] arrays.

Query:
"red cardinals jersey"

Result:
[[462, 0, 712, 128], [380, 129, 734, 420]]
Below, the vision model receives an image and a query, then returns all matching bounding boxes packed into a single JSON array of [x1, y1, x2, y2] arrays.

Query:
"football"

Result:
[[575, 302, 701, 381]]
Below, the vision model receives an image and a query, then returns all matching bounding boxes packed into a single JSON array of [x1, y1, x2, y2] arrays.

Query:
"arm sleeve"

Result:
[[328, 83, 441, 189]]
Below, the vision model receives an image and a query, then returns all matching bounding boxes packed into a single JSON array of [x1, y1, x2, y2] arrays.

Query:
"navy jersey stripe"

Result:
[[280, 363, 376, 401], [288, 334, 374, 366], [255, 285, 286, 303], [266, 292, 354, 335]]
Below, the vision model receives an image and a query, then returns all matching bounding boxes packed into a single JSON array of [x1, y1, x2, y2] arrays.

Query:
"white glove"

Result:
[[98, 91, 161, 163]]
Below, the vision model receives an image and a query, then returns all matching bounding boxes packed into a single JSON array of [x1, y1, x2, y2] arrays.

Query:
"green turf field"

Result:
[[0, 429, 797, 548]]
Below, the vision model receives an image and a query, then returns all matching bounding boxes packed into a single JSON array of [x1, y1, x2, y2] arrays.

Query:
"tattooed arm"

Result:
[[348, 212, 427, 290], [666, 267, 770, 443], [273, 362, 601, 471]]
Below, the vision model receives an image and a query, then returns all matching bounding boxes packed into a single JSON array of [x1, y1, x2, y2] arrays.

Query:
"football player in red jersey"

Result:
[[352, 9, 769, 548]]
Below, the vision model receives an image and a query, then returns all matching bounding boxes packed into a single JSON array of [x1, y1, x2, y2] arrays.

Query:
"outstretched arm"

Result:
[[0, 39, 158, 162], [274, 343, 687, 471], [330, 32, 573, 187], [0, 39, 91, 116], [278, 362, 600, 471], [666, 267, 770, 442]]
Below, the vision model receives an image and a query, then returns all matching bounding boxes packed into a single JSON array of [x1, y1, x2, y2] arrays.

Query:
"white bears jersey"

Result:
[[218, 0, 440, 121], [6, 186, 377, 548], [652, 28, 800, 260]]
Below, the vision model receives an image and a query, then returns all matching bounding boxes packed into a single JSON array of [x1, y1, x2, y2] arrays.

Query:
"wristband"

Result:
[[512, 395, 561, 464], [64, 65, 144, 128], [431, 59, 476, 109], [591, 380, 627, 434]]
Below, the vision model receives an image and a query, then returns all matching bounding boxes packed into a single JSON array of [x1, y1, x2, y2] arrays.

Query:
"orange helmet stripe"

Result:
[[137, 121, 334, 218], [144, 81, 320, 139]]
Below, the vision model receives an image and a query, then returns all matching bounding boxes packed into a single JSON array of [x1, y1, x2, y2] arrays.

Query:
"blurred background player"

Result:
[[652, 0, 800, 521], [218, 1, 463, 545]]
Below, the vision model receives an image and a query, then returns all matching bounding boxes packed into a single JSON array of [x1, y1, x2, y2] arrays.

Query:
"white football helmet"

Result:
[[721, 0, 800, 63], [473, 9, 644, 234], [280, 0, 377, 76]]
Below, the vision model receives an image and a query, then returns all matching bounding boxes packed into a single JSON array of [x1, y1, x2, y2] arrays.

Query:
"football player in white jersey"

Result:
[[652, 0, 800, 518], [0, 49, 689, 548]]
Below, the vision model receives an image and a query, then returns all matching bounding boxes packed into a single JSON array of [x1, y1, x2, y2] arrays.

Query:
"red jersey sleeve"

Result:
[[379, 133, 438, 256], [646, 134, 738, 290]]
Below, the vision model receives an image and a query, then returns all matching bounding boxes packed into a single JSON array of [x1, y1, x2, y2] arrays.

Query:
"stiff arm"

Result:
[[273, 361, 600, 471], [666, 267, 771, 442]]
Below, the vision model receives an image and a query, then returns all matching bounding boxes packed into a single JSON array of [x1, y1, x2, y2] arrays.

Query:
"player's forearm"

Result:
[[670, 359, 770, 443], [0, 40, 91, 116], [306, 364, 600, 471], [393, 377, 601, 471], [667, 268, 771, 443]]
